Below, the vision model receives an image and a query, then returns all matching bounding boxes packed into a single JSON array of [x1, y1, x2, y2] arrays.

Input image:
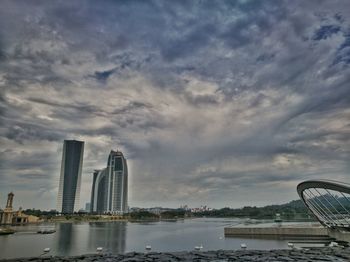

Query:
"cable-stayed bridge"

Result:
[[297, 179, 350, 230]]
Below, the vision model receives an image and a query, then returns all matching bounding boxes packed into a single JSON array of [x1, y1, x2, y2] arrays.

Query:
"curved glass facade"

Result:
[[90, 150, 128, 214]]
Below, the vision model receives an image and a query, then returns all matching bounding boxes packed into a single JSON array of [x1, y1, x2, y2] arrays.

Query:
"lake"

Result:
[[0, 218, 291, 259]]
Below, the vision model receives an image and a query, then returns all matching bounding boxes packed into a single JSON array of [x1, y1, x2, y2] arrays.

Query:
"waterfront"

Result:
[[0, 218, 293, 259], [3, 247, 350, 262]]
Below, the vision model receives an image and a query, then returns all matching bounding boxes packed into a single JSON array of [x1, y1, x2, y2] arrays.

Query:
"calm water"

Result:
[[0, 218, 290, 259]]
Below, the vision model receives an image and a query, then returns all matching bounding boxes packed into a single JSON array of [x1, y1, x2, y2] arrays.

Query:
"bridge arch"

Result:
[[297, 179, 350, 230]]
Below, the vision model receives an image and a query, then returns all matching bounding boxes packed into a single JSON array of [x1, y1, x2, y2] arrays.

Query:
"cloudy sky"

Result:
[[0, 0, 349, 210]]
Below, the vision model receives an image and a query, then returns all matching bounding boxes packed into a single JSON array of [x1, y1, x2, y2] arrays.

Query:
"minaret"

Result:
[[6, 192, 14, 209], [1, 192, 14, 225]]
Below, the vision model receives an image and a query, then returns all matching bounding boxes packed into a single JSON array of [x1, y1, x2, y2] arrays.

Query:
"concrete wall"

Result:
[[224, 227, 329, 237], [328, 229, 350, 243]]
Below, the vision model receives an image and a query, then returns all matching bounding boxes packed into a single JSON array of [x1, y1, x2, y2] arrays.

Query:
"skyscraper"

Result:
[[90, 150, 128, 214], [57, 140, 84, 214]]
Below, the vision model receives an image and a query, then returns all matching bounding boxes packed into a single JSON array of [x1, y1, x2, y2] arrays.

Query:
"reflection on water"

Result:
[[53, 222, 127, 256], [56, 223, 73, 254], [88, 222, 126, 253], [0, 218, 292, 259]]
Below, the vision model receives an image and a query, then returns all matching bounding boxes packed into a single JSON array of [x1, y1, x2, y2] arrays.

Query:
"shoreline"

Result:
[[1, 247, 349, 261], [2, 218, 320, 234], [4, 216, 316, 225]]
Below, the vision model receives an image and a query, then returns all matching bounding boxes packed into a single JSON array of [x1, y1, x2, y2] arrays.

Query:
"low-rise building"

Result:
[[0, 192, 41, 225]]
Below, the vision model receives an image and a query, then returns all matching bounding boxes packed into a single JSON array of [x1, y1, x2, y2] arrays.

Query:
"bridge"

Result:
[[297, 179, 350, 230], [225, 179, 350, 244]]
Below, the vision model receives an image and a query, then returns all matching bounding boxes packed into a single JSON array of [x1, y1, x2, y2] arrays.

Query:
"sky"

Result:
[[0, 0, 349, 210]]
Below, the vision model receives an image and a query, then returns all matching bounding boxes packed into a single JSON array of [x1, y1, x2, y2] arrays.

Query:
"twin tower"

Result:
[[57, 140, 128, 214]]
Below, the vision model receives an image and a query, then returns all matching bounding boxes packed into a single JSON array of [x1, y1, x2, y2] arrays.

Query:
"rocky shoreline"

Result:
[[1, 247, 350, 262]]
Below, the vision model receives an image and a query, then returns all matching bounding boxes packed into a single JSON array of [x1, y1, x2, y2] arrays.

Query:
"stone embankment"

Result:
[[2, 248, 350, 262], [224, 226, 329, 237]]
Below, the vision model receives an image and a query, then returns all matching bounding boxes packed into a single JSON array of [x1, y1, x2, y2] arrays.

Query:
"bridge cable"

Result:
[[307, 189, 342, 227], [303, 190, 335, 227], [314, 188, 350, 225]]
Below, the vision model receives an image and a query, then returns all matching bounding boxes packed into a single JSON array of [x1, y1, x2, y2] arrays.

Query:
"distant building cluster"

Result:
[[56, 140, 128, 215], [128, 205, 214, 215], [179, 205, 214, 213], [189, 205, 213, 213], [0, 192, 41, 225], [179, 205, 190, 211], [129, 207, 173, 215]]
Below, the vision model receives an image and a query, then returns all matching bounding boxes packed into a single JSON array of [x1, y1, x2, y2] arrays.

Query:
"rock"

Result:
[[1, 248, 350, 261]]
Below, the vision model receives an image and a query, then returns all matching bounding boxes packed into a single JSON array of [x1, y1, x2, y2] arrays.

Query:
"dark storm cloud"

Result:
[[0, 0, 350, 209], [93, 69, 115, 82], [160, 23, 217, 62], [112, 101, 153, 115], [5, 123, 64, 143], [313, 25, 341, 40], [28, 97, 101, 115], [91, 52, 152, 82], [334, 34, 350, 65]]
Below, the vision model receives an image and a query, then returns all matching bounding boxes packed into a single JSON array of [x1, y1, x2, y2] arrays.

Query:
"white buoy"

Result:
[[288, 242, 294, 249], [329, 242, 339, 247], [96, 247, 103, 253], [194, 244, 203, 251], [219, 236, 223, 240], [145, 245, 152, 251], [43, 248, 50, 253], [241, 243, 247, 249]]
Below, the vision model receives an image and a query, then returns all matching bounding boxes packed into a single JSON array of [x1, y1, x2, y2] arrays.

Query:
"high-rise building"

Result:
[[57, 140, 84, 214], [90, 150, 128, 214], [85, 202, 91, 212]]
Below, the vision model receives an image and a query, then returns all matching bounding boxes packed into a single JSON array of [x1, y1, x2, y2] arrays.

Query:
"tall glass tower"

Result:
[[90, 150, 128, 214], [57, 140, 84, 214]]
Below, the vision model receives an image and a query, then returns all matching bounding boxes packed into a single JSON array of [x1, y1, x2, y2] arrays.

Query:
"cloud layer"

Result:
[[0, 0, 349, 209]]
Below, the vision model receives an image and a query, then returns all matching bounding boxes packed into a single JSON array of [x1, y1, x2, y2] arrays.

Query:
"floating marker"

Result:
[[43, 248, 50, 253], [145, 245, 152, 251], [329, 242, 338, 247], [96, 247, 103, 252], [240, 243, 247, 249], [194, 244, 203, 251]]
